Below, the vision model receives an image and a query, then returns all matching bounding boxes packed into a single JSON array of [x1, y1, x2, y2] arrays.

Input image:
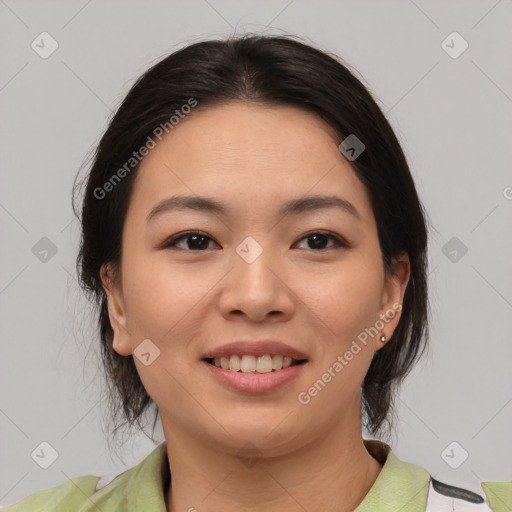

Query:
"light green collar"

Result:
[[84, 439, 431, 512], [84, 440, 431, 511], [79, 442, 168, 511], [83, 440, 511, 512], [355, 439, 430, 511], [481, 481, 512, 512]]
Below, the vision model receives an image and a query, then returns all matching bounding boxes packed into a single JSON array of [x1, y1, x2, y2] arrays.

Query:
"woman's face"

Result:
[[102, 102, 409, 456]]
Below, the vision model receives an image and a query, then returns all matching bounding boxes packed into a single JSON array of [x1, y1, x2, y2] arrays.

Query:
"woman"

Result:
[[3, 34, 510, 512]]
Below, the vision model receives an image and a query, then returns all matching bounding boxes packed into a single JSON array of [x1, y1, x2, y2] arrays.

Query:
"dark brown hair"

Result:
[[73, 33, 430, 442]]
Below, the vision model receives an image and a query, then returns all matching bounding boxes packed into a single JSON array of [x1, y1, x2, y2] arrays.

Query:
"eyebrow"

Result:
[[145, 194, 361, 223]]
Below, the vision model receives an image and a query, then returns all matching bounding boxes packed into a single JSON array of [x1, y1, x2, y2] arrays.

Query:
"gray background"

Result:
[[1, 0, 511, 507]]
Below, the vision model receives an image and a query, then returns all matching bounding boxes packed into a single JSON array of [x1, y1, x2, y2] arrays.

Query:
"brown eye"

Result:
[[294, 231, 349, 251], [161, 231, 219, 251], [161, 230, 350, 252]]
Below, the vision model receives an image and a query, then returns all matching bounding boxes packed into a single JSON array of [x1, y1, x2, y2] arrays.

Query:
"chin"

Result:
[[207, 416, 305, 456]]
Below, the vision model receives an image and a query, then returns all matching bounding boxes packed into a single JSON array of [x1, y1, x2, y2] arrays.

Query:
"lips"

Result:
[[203, 360, 307, 393], [201, 340, 309, 361], [201, 341, 309, 393]]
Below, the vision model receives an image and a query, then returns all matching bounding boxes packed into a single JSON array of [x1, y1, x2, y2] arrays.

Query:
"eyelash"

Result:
[[160, 230, 350, 252]]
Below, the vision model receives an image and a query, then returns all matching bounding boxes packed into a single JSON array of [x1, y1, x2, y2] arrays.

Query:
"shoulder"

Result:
[[359, 440, 511, 512], [0, 442, 169, 512], [425, 477, 512, 512], [0, 475, 101, 511]]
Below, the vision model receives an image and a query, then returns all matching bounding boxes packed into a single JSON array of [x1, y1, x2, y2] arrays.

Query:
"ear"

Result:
[[100, 263, 133, 356], [376, 252, 410, 350]]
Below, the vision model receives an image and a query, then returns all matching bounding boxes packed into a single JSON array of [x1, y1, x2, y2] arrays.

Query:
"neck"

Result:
[[162, 412, 383, 512]]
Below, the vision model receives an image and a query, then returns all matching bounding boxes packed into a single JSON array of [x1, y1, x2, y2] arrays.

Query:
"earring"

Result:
[[379, 333, 387, 343]]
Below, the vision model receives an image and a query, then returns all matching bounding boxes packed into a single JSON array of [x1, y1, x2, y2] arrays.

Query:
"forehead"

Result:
[[128, 102, 374, 224]]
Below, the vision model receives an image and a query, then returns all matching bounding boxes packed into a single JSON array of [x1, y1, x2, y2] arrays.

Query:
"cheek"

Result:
[[297, 256, 384, 343], [121, 253, 206, 406], [121, 251, 221, 360], [295, 263, 381, 414]]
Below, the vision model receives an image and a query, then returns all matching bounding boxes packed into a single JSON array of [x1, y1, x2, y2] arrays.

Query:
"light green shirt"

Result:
[[2, 440, 510, 511]]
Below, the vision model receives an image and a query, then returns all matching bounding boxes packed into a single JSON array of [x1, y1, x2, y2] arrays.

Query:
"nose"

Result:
[[217, 242, 294, 323]]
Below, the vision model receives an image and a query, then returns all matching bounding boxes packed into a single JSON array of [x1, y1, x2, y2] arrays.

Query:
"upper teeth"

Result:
[[212, 354, 296, 373]]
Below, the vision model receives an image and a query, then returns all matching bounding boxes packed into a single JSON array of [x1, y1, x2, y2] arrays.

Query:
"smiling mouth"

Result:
[[204, 354, 308, 373]]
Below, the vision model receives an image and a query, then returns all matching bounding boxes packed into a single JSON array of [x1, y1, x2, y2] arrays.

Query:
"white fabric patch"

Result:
[[94, 471, 122, 492], [425, 479, 493, 511]]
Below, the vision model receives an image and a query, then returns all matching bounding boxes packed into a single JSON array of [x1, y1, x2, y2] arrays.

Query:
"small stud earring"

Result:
[[379, 333, 387, 343]]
